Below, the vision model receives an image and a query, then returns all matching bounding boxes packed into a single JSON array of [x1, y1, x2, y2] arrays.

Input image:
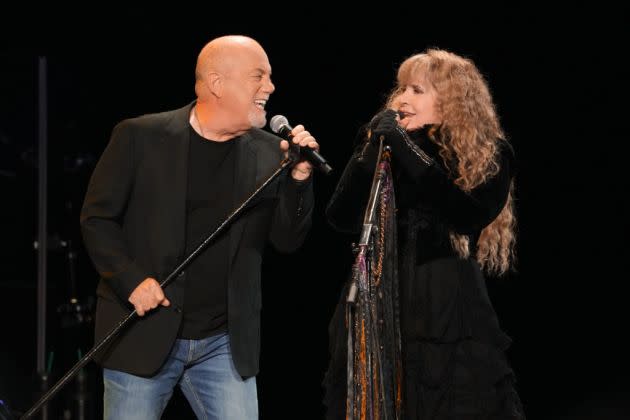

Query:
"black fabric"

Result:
[[327, 125, 515, 260], [179, 128, 238, 339], [324, 125, 525, 418], [322, 280, 352, 419]]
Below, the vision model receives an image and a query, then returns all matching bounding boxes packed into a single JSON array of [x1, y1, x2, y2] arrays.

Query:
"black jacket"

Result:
[[80, 103, 313, 377]]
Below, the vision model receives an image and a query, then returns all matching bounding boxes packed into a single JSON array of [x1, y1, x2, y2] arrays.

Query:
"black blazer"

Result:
[[80, 103, 313, 377]]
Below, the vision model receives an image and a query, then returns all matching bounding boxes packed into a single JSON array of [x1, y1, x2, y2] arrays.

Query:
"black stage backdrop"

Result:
[[1, 5, 627, 419]]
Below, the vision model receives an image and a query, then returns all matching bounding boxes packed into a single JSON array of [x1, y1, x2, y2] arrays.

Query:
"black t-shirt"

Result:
[[179, 126, 239, 339]]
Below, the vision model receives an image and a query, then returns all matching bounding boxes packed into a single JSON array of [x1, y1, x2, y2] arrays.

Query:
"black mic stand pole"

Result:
[[346, 135, 388, 303], [35, 55, 49, 420], [21, 153, 299, 420]]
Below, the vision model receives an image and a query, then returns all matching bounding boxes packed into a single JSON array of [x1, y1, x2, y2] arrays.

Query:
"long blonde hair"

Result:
[[389, 49, 516, 275]]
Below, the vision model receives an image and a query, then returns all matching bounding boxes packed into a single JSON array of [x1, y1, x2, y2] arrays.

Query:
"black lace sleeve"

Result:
[[390, 129, 515, 234]]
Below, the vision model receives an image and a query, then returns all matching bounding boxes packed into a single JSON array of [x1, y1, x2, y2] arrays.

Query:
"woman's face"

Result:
[[394, 71, 441, 131]]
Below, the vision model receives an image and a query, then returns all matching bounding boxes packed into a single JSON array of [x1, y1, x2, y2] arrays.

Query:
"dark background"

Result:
[[1, 5, 628, 419]]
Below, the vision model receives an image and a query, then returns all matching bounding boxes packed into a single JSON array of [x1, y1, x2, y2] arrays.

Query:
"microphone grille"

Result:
[[269, 115, 289, 134]]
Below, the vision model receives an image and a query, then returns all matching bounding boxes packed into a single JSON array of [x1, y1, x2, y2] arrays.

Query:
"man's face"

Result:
[[220, 47, 275, 129]]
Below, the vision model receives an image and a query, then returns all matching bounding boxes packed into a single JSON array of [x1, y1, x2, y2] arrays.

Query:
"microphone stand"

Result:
[[21, 154, 298, 419], [345, 135, 398, 419], [346, 135, 388, 303]]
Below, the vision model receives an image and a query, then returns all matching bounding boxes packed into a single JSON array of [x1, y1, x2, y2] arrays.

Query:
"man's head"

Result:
[[195, 35, 275, 133]]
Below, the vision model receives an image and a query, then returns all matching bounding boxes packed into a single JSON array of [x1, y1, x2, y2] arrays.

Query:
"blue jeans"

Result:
[[103, 332, 257, 420]]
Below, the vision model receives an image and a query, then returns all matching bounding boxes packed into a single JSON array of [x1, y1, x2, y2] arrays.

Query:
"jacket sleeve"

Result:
[[325, 128, 379, 234], [387, 127, 515, 234], [80, 120, 148, 301], [268, 171, 315, 253]]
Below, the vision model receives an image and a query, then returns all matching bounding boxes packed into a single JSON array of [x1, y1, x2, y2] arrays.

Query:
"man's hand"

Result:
[[128, 277, 171, 316], [279, 124, 319, 181]]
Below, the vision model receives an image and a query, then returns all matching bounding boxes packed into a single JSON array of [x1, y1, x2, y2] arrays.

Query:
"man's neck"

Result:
[[190, 103, 248, 141]]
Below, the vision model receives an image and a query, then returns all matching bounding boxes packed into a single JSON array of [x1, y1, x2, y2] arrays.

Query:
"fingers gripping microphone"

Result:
[[269, 115, 332, 175]]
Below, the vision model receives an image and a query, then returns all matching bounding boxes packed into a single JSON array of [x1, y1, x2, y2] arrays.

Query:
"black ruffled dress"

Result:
[[323, 125, 526, 419]]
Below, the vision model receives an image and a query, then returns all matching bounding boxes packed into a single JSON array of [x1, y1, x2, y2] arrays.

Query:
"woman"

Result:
[[324, 49, 525, 419]]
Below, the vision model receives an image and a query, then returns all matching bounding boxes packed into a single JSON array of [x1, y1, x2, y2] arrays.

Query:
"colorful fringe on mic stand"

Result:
[[345, 142, 402, 420]]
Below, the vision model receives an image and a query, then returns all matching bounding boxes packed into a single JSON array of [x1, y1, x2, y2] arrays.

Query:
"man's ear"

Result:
[[206, 72, 223, 98]]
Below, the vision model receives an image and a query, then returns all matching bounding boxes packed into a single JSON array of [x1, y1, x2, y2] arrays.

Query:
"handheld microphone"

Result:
[[269, 115, 332, 175]]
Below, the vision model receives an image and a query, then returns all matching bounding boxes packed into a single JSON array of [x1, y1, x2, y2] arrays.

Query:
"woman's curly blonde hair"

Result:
[[389, 49, 516, 275]]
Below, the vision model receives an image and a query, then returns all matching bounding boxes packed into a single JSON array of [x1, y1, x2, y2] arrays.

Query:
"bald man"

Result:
[[81, 35, 318, 419]]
